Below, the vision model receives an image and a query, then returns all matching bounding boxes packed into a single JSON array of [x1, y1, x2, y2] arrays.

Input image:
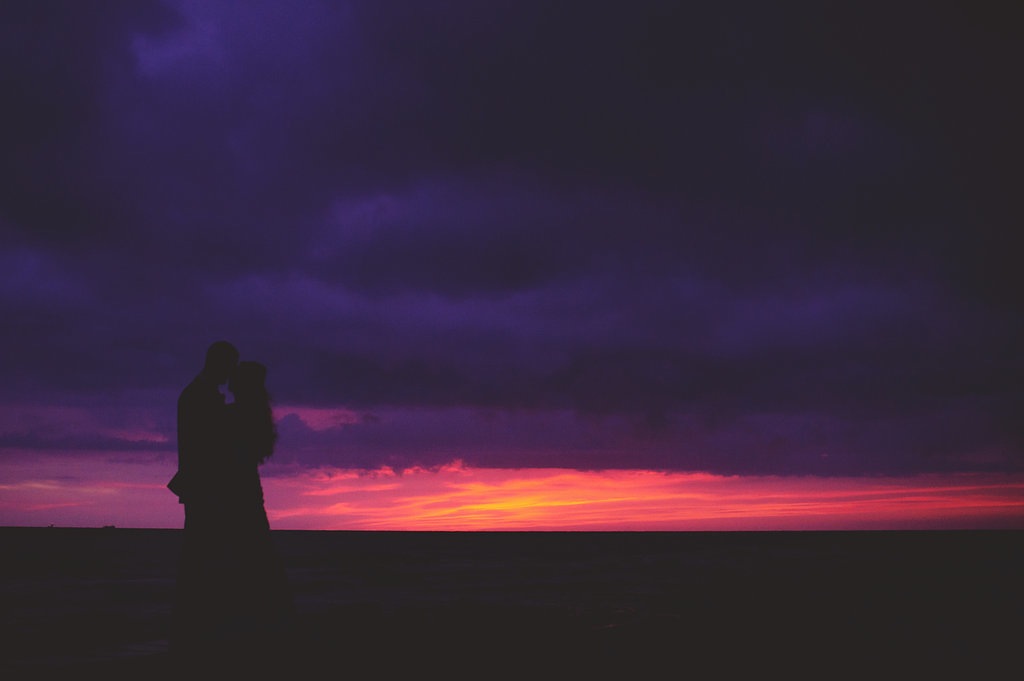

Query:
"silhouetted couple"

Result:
[[169, 341, 292, 661]]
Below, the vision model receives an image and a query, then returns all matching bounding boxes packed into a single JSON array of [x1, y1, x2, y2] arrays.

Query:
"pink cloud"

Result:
[[276, 405, 362, 432]]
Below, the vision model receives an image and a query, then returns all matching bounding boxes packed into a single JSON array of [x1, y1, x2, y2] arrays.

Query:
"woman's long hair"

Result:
[[231, 361, 278, 464]]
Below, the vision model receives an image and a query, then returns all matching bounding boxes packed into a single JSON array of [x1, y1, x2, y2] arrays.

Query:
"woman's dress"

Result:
[[220, 402, 292, 640], [171, 403, 291, 655]]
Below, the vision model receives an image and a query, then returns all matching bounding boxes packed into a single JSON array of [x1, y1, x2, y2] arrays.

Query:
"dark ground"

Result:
[[2, 529, 1020, 679]]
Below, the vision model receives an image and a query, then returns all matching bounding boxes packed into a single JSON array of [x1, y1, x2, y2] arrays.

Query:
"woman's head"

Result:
[[230, 361, 268, 400], [230, 361, 277, 462]]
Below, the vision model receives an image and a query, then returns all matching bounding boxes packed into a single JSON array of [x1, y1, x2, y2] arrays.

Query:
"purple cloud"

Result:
[[0, 1, 1020, 477]]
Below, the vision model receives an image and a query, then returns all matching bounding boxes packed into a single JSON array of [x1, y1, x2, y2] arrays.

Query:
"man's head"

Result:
[[203, 341, 240, 384]]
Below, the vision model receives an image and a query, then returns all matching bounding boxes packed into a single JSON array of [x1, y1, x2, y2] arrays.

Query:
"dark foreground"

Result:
[[1, 528, 1021, 679]]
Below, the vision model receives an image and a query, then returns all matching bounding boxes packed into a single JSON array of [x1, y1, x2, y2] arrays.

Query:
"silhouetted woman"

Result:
[[221, 361, 292, 649], [226, 361, 278, 535]]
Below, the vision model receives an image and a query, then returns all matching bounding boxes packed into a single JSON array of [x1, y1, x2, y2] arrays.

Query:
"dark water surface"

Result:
[[1, 528, 1020, 677]]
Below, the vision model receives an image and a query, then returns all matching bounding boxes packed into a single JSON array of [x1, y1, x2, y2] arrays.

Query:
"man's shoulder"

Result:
[[179, 375, 212, 404]]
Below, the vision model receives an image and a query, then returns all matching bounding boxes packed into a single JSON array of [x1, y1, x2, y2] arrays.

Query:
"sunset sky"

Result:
[[1, 1, 1021, 530]]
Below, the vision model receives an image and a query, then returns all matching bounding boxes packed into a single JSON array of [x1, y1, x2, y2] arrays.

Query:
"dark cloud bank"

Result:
[[1, 1, 1021, 476]]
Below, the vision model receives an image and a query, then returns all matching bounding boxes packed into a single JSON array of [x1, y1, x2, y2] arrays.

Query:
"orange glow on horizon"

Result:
[[1, 454, 1022, 530], [260, 461, 1024, 531]]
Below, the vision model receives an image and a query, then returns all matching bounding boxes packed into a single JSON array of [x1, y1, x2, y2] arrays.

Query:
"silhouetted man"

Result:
[[170, 340, 239, 655], [170, 340, 239, 511]]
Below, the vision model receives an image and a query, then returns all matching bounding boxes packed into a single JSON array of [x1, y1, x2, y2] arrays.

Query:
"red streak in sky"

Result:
[[1, 455, 1022, 530], [262, 462, 1024, 531]]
